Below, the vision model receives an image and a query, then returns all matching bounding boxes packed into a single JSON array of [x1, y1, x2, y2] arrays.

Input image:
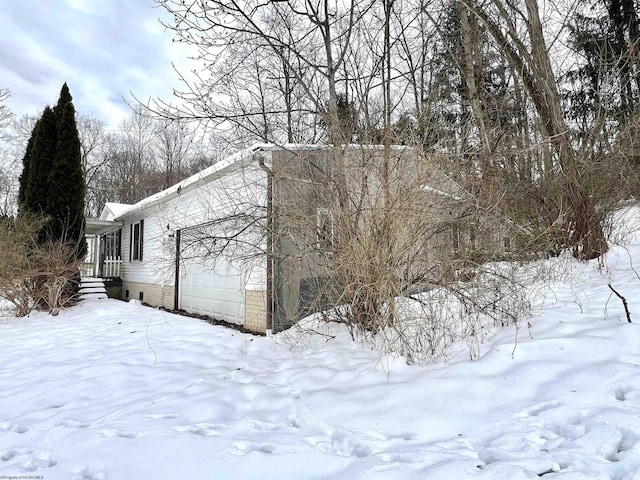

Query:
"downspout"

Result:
[[257, 155, 274, 333], [266, 170, 274, 332], [174, 229, 181, 311]]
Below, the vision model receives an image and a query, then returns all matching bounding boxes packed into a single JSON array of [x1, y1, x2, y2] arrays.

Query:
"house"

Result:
[[85, 143, 503, 334]]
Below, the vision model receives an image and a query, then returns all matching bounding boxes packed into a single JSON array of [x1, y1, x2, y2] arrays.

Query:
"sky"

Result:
[[0, 0, 195, 129]]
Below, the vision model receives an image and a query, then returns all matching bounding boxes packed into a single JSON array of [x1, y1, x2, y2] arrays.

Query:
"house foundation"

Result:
[[244, 289, 267, 334], [122, 281, 175, 309]]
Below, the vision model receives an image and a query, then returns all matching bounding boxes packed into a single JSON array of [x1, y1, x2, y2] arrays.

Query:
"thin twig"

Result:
[[607, 284, 632, 323]]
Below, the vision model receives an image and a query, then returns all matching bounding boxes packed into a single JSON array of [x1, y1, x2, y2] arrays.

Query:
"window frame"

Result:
[[104, 228, 121, 259], [130, 220, 144, 261]]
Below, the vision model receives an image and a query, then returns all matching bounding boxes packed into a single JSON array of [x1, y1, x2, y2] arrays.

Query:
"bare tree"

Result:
[[75, 114, 113, 216], [95, 107, 158, 204], [459, 0, 609, 260], [153, 119, 197, 189], [134, 0, 638, 363], [0, 149, 16, 217], [0, 89, 12, 130], [0, 90, 15, 214], [152, 0, 377, 144]]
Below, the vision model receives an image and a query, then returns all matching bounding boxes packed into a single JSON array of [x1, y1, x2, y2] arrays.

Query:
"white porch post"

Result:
[[93, 235, 99, 278]]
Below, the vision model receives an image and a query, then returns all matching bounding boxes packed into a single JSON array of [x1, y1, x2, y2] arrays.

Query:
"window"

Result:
[[130, 220, 144, 261], [316, 208, 334, 251], [103, 229, 121, 259]]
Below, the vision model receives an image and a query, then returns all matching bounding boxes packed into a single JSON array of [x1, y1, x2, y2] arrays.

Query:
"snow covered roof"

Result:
[[111, 143, 270, 221], [85, 218, 123, 236], [100, 202, 134, 221]]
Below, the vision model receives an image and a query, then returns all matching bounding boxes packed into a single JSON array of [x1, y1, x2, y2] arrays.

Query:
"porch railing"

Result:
[[80, 257, 122, 278], [102, 257, 122, 278]]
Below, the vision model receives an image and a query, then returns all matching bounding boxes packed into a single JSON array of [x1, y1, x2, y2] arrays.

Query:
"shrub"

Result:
[[0, 215, 81, 316]]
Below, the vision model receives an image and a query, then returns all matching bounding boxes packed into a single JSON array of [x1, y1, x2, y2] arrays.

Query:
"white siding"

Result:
[[120, 214, 174, 285], [117, 158, 268, 326]]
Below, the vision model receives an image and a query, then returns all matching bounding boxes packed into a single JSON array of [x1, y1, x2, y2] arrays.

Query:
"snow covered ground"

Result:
[[2, 209, 640, 479]]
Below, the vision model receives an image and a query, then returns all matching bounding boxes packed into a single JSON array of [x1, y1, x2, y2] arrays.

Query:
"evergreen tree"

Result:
[[24, 107, 57, 214], [54, 83, 73, 123], [19, 83, 87, 259], [566, 0, 640, 128], [47, 100, 86, 258], [17, 120, 39, 209]]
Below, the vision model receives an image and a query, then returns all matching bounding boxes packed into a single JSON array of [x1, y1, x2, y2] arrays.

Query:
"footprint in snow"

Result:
[[56, 419, 90, 428], [0, 448, 33, 463], [250, 418, 289, 431], [228, 440, 276, 456], [333, 438, 372, 458], [20, 449, 58, 472], [322, 428, 373, 458], [378, 451, 424, 465], [99, 428, 138, 439], [0, 421, 29, 434], [615, 388, 628, 401], [305, 427, 374, 458], [379, 431, 414, 441], [516, 399, 561, 418], [147, 412, 179, 420], [171, 423, 224, 436], [72, 466, 107, 480], [1, 449, 17, 462], [614, 386, 640, 403]]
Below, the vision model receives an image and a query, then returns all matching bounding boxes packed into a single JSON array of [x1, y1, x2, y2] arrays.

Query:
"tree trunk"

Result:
[[463, 0, 609, 259]]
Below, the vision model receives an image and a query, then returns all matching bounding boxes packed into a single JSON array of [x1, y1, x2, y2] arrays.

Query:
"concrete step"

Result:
[[79, 286, 107, 294], [80, 292, 108, 300], [79, 278, 107, 300]]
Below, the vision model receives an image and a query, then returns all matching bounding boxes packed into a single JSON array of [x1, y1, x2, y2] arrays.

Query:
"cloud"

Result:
[[0, 0, 194, 128]]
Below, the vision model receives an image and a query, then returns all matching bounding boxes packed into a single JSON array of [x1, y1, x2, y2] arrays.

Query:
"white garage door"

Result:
[[179, 255, 245, 325]]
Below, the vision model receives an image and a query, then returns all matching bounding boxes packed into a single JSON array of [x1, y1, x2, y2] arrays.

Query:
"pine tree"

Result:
[[567, 0, 640, 126]]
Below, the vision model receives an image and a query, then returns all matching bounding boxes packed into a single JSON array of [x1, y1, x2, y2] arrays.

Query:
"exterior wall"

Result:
[[120, 213, 175, 286], [271, 149, 332, 330], [122, 281, 175, 309], [244, 289, 267, 334], [116, 154, 268, 329], [269, 147, 473, 329], [110, 145, 478, 333]]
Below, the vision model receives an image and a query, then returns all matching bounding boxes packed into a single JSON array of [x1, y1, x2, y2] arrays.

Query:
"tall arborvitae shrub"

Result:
[[19, 84, 87, 258], [17, 121, 39, 210], [47, 98, 86, 258], [54, 83, 73, 121], [24, 107, 57, 214], [16, 83, 88, 310]]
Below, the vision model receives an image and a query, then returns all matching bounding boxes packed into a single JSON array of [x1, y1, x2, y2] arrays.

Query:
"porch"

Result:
[[82, 218, 123, 278]]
